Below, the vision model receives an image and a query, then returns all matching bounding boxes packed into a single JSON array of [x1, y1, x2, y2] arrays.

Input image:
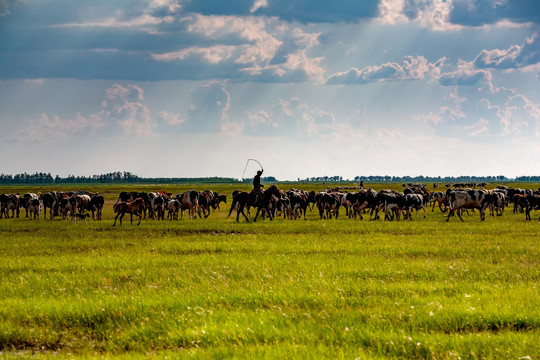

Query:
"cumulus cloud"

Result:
[[377, 0, 540, 30], [152, 45, 237, 64], [184, 81, 231, 133], [415, 90, 466, 126], [6, 112, 104, 142], [152, 14, 325, 82], [2, 81, 243, 142], [3, 83, 157, 142], [242, 97, 338, 137], [418, 82, 540, 139], [158, 111, 185, 126], [497, 94, 540, 135], [449, 0, 540, 27], [250, 0, 268, 13], [101, 84, 154, 136], [472, 35, 540, 70], [377, 0, 461, 31], [326, 55, 445, 84], [464, 118, 489, 136], [438, 68, 492, 86]]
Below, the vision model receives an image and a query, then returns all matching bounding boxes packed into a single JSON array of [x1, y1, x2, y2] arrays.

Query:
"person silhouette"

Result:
[[253, 169, 264, 190]]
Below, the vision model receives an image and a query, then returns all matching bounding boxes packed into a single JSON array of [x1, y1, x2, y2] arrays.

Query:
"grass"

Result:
[[0, 183, 539, 358]]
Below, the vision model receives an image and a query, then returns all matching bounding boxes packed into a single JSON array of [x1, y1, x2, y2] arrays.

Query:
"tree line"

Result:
[[0, 172, 240, 184], [0, 172, 539, 185], [297, 175, 518, 183]]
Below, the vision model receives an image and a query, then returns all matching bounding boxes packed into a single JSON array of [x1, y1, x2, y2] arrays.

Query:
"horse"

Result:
[[253, 185, 281, 222], [113, 198, 146, 226], [90, 194, 105, 220], [227, 190, 252, 222]]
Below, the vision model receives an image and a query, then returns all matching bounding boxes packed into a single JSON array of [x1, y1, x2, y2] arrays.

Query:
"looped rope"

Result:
[[241, 159, 263, 179]]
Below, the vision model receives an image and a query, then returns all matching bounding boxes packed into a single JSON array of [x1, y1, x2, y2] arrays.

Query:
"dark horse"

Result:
[[227, 185, 282, 222], [113, 198, 146, 226], [227, 190, 253, 222], [253, 185, 281, 222]]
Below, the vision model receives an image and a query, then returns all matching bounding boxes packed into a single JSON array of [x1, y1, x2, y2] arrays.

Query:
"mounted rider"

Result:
[[253, 169, 264, 191]]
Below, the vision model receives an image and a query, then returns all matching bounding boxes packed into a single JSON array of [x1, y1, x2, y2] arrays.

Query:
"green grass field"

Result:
[[0, 183, 539, 359]]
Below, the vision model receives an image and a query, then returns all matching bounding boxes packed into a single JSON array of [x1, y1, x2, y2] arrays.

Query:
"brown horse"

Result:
[[113, 198, 145, 226]]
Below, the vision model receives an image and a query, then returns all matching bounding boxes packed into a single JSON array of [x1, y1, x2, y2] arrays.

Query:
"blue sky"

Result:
[[1, 0, 539, 180]]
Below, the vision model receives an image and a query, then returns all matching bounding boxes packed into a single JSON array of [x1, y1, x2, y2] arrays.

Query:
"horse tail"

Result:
[[227, 198, 238, 218]]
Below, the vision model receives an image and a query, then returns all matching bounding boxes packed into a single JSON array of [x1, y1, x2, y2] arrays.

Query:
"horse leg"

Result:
[[241, 207, 249, 222], [118, 211, 126, 225], [267, 206, 274, 221], [136, 212, 142, 225], [254, 207, 262, 222]]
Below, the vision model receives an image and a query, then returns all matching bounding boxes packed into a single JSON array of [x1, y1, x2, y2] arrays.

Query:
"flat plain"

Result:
[[0, 183, 539, 359]]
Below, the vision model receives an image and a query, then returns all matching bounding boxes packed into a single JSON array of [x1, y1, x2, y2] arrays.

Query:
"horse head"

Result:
[[266, 185, 280, 197]]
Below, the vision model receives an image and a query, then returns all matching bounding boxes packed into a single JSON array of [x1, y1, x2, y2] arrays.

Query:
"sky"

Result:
[[0, 0, 539, 180]]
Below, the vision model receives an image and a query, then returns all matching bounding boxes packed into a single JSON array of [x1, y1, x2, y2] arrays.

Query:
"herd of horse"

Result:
[[2, 184, 540, 225], [111, 184, 540, 225]]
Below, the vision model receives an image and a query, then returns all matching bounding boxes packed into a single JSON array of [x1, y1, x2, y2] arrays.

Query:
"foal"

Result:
[[113, 198, 146, 226]]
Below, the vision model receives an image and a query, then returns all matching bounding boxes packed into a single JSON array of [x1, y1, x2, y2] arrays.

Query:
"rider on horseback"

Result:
[[253, 169, 264, 191]]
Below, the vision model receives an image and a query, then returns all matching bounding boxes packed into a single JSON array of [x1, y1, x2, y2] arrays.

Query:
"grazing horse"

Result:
[[113, 198, 146, 226], [90, 195, 105, 220], [198, 190, 217, 218], [41, 192, 57, 220], [214, 193, 227, 209]]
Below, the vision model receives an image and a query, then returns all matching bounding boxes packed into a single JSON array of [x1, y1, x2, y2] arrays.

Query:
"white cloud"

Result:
[[464, 118, 489, 136], [158, 111, 185, 126], [241, 97, 340, 137], [250, 0, 268, 13], [472, 34, 540, 70], [415, 90, 466, 126], [3, 111, 105, 142], [438, 68, 492, 87], [152, 14, 325, 82], [377, 0, 409, 25], [449, 0, 540, 27], [152, 45, 236, 64], [102, 84, 154, 136], [185, 81, 231, 133], [412, 0, 461, 31], [498, 94, 540, 135], [417, 81, 540, 140], [326, 56, 445, 84], [377, 0, 540, 30], [186, 14, 282, 64], [4, 84, 156, 142], [376, 0, 461, 31]]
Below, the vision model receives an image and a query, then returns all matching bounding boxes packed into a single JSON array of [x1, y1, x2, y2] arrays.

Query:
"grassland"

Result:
[[0, 183, 539, 359]]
